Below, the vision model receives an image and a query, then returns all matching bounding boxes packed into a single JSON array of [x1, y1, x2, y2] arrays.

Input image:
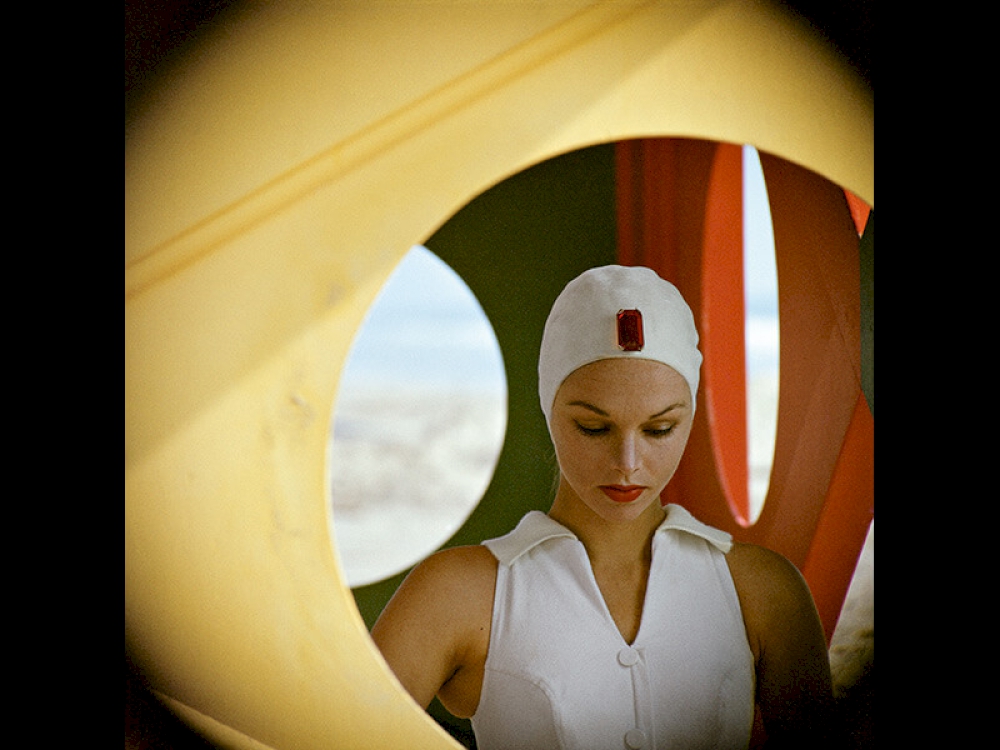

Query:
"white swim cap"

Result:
[[538, 265, 702, 423]]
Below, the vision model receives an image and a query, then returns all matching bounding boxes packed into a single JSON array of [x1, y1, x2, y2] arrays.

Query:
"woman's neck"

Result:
[[547, 479, 666, 567]]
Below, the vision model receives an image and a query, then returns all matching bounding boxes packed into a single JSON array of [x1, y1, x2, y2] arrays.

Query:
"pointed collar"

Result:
[[656, 503, 733, 554], [483, 504, 732, 566], [484, 511, 575, 566]]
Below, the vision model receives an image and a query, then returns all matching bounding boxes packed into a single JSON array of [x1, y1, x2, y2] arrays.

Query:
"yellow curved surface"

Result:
[[124, 2, 872, 748]]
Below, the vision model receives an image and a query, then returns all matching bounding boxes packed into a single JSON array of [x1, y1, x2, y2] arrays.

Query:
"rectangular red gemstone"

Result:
[[617, 309, 644, 351]]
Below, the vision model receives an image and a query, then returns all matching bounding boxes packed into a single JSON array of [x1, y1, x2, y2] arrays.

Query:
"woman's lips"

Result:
[[600, 485, 647, 503]]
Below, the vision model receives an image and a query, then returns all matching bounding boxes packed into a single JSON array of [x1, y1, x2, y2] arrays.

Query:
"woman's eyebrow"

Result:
[[567, 401, 687, 419], [567, 400, 609, 416], [649, 402, 686, 419]]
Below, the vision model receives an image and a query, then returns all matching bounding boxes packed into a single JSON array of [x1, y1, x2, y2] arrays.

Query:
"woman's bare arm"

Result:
[[727, 543, 836, 748], [370, 545, 497, 717]]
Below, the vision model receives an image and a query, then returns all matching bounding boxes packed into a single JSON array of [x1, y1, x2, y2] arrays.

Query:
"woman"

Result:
[[371, 266, 834, 749]]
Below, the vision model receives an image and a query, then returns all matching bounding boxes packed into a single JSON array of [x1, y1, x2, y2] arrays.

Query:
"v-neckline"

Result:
[[574, 532, 663, 647]]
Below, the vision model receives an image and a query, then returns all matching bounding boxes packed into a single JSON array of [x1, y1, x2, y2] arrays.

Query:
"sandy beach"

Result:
[[328, 386, 507, 588]]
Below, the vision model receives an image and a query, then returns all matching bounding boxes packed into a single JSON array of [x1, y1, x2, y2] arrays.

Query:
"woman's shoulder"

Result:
[[402, 544, 498, 604], [726, 541, 800, 581], [725, 542, 820, 656], [417, 543, 499, 575], [371, 544, 498, 712], [726, 542, 811, 608], [372, 544, 498, 655]]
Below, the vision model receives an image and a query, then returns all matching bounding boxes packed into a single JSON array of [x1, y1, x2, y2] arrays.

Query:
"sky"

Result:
[[742, 145, 780, 376], [337, 245, 507, 395]]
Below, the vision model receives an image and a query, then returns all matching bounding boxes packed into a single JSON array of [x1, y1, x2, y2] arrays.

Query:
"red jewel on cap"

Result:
[[617, 309, 644, 351]]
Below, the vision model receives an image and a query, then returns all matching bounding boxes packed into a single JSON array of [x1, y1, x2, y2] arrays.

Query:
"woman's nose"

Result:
[[613, 433, 639, 474]]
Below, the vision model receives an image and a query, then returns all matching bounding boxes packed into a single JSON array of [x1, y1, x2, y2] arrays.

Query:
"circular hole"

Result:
[[742, 145, 780, 524], [327, 245, 507, 587]]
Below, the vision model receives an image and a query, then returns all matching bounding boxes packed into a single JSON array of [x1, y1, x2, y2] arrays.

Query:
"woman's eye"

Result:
[[644, 425, 675, 438], [575, 423, 609, 436]]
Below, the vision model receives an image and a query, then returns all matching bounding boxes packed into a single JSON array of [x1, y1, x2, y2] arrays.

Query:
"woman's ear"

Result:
[[548, 450, 561, 498]]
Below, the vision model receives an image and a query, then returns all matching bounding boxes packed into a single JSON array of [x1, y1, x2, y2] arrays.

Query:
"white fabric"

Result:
[[473, 506, 754, 750], [538, 265, 702, 423]]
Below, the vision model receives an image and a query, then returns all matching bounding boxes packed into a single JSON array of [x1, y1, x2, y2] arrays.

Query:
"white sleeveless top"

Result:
[[472, 505, 754, 750]]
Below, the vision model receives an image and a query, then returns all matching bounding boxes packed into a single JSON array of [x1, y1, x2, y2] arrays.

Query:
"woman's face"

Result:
[[549, 358, 694, 524]]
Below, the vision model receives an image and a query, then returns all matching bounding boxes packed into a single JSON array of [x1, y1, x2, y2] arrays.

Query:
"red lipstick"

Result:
[[600, 485, 646, 503]]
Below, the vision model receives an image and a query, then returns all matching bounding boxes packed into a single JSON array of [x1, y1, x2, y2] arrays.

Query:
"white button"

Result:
[[618, 646, 640, 667], [625, 728, 647, 749]]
